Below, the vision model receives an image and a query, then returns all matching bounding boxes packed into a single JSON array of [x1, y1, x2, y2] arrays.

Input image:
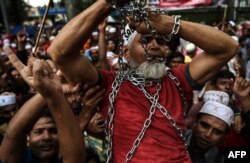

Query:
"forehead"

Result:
[[108, 40, 114, 43], [32, 117, 56, 129], [216, 78, 231, 83], [199, 114, 228, 130]]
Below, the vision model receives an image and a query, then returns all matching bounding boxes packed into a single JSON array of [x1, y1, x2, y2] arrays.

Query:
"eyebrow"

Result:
[[200, 120, 226, 133]]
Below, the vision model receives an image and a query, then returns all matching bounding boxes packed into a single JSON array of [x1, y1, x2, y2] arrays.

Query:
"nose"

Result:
[[149, 39, 161, 48], [56, 69, 63, 77], [204, 128, 213, 138], [96, 112, 102, 119], [226, 83, 231, 89], [42, 130, 52, 140]]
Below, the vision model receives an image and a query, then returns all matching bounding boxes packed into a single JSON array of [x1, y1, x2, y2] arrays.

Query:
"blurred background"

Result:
[[0, 0, 249, 34]]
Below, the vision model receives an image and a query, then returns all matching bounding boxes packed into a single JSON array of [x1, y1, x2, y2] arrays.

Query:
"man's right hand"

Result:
[[3, 46, 59, 97]]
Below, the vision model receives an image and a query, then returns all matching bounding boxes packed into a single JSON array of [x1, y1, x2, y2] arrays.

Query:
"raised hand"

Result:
[[32, 59, 62, 97], [77, 84, 105, 130], [232, 66, 250, 98], [4, 45, 34, 86], [56, 69, 83, 105], [16, 30, 27, 43], [3, 45, 58, 96], [98, 18, 107, 31], [82, 84, 105, 111]]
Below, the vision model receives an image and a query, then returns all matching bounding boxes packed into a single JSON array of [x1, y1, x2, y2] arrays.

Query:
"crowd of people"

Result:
[[0, 0, 250, 162]]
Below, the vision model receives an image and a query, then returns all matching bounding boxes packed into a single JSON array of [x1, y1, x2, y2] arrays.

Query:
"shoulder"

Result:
[[165, 64, 194, 99], [171, 64, 204, 90]]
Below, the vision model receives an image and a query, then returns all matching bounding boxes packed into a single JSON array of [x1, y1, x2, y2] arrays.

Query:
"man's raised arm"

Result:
[[48, 0, 113, 85]]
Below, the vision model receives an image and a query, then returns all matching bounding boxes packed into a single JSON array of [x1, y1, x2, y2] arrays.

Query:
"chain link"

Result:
[[105, 69, 188, 162], [166, 71, 187, 105], [125, 82, 161, 162], [106, 72, 126, 163]]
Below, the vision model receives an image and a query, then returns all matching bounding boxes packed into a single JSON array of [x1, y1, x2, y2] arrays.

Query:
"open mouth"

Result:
[[145, 55, 165, 63], [97, 120, 104, 126]]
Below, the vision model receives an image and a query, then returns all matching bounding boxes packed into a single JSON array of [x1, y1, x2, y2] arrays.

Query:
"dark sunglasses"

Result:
[[141, 35, 166, 45]]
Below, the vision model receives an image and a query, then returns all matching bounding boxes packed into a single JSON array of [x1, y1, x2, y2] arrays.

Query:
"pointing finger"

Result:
[[4, 46, 25, 73]]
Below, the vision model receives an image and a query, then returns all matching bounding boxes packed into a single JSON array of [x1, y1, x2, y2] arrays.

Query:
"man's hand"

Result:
[[32, 59, 62, 97], [128, 11, 171, 35], [17, 31, 27, 43], [3, 45, 59, 96], [77, 84, 105, 130], [82, 84, 105, 111], [98, 18, 107, 31], [17, 30, 27, 51], [232, 66, 250, 98], [56, 70, 83, 105], [4, 46, 34, 86]]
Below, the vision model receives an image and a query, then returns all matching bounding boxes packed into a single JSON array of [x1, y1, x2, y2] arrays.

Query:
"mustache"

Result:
[[136, 61, 166, 79]]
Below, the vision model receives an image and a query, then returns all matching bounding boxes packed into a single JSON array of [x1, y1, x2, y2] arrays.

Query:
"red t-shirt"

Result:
[[99, 64, 193, 163]]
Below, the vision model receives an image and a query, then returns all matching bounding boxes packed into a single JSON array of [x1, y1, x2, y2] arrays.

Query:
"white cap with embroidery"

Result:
[[199, 101, 234, 126], [203, 90, 229, 106], [0, 95, 16, 107]]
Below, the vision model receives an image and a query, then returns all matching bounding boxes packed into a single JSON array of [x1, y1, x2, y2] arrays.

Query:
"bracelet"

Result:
[[166, 15, 181, 41], [144, 14, 181, 42]]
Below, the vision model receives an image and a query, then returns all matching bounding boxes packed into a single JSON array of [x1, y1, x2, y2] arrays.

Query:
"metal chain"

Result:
[[105, 1, 185, 162], [144, 15, 181, 42], [122, 7, 180, 63], [124, 72, 188, 162], [125, 82, 161, 162], [106, 72, 126, 163], [109, 1, 181, 71], [139, 83, 187, 146], [166, 71, 187, 105], [105, 70, 188, 162], [117, 11, 127, 72]]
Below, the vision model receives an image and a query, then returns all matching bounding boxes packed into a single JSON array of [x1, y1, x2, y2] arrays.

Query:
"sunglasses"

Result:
[[141, 35, 166, 45]]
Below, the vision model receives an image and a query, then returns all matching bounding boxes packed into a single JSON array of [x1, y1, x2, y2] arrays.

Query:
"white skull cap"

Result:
[[199, 101, 234, 126], [92, 31, 99, 36], [122, 24, 137, 47], [203, 90, 229, 106], [0, 95, 16, 107], [109, 27, 117, 33], [185, 43, 196, 53]]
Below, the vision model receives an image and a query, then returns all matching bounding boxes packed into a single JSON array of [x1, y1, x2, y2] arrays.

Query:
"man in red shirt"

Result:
[[5, 0, 238, 162]]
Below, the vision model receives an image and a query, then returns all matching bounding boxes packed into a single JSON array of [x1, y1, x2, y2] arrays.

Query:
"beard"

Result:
[[128, 58, 167, 79]]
